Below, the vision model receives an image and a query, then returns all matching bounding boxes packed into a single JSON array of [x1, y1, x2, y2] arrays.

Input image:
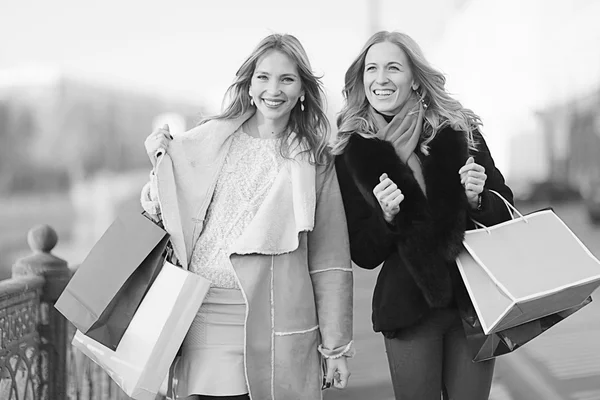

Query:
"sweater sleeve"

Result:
[[334, 156, 399, 270], [468, 131, 514, 226], [308, 164, 354, 358]]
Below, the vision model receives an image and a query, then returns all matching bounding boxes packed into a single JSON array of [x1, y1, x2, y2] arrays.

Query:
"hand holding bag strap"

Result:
[[470, 190, 527, 234]]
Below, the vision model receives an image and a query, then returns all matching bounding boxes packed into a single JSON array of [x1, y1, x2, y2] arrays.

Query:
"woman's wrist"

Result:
[[383, 211, 396, 224], [468, 194, 482, 210], [318, 341, 355, 359]]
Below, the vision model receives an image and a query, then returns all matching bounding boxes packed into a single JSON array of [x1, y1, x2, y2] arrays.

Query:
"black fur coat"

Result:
[[335, 126, 514, 333]]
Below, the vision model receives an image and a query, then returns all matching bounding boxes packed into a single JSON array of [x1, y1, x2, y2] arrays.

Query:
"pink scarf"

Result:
[[370, 94, 427, 194]]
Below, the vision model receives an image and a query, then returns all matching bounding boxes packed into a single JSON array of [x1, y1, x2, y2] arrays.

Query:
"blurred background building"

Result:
[[0, 67, 204, 273]]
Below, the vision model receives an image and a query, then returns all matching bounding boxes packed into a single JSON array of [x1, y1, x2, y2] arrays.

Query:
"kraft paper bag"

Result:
[[456, 190, 600, 335], [72, 261, 210, 400], [56, 207, 170, 350]]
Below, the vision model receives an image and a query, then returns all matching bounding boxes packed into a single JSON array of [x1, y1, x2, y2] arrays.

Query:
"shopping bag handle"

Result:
[[470, 190, 527, 234], [488, 189, 525, 221]]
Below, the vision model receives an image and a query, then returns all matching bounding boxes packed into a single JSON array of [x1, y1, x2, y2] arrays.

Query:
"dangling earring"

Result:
[[249, 90, 254, 106], [414, 87, 428, 110], [300, 95, 305, 112]]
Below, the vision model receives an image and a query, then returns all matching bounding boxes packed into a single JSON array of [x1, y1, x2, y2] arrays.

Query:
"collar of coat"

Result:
[[341, 126, 469, 307], [155, 110, 316, 269]]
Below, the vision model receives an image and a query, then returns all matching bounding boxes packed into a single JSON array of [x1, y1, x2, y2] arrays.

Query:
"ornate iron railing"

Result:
[[0, 276, 46, 400], [0, 225, 143, 400]]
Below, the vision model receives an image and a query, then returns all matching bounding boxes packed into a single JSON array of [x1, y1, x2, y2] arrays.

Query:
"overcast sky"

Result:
[[0, 0, 457, 111]]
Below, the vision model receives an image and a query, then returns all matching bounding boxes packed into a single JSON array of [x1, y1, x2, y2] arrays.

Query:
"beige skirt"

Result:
[[175, 287, 247, 397]]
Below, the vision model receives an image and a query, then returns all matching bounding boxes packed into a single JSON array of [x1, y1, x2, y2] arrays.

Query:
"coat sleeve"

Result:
[[308, 164, 354, 359], [334, 156, 399, 269], [468, 131, 515, 226]]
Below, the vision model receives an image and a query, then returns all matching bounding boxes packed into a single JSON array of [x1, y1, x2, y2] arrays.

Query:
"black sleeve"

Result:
[[335, 155, 399, 269], [468, 131, 514, 226]]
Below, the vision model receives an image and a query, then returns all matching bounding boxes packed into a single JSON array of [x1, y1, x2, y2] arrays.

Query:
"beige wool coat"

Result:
[[140, 111, 354, 400]]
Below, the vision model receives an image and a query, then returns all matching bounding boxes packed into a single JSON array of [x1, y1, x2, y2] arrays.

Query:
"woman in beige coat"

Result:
[[141, 34, 353, 400]]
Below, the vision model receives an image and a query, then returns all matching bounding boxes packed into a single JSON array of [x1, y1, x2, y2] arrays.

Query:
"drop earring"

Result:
[[413, 87, 428, 110], [249, 90, 254, 106], [300, 95, 305, 112]]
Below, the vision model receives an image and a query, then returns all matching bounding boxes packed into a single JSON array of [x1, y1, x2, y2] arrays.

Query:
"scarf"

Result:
[[371, 94, 427, 194]]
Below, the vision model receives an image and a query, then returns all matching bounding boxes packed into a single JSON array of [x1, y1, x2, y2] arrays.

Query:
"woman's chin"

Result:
[[256, 106, 291, 123], [371, 104, 396, 115]]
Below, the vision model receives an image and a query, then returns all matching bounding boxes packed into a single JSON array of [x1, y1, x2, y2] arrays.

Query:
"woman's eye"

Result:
[[257, 75, 268, 80], [282, 77, 294, 83], [389, 66, 400, 71], [366, 66, 376, 72]]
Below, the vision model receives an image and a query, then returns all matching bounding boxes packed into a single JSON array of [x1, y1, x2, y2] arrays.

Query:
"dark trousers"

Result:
[[383, 308, 495, 400]]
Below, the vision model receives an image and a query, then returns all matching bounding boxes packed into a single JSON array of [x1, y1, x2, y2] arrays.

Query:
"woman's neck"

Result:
[[374, 108, 394, 123], [248, 112, 289, 139]]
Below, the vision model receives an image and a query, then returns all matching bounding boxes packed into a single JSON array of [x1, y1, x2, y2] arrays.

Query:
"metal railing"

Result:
[[0, 225, 134, 400]]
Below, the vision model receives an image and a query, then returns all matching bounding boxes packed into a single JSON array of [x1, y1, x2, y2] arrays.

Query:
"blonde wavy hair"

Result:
[[200, 34, 331, 165], [331, 31, 482, 155]]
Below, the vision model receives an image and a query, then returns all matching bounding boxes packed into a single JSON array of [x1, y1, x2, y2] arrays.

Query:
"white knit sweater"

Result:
[[189, 128, 284, 288]]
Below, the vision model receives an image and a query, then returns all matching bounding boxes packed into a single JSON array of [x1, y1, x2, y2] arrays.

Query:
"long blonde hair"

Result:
[[201, 34, 331, 165], [331, 31, 481, 155]]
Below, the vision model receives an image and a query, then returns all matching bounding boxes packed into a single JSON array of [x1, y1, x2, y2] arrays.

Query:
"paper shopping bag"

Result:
[[72, 261, 210, 400], [56, 207, 170, 350], [455, 280, 592, 361], [456, 191, 600, 335]]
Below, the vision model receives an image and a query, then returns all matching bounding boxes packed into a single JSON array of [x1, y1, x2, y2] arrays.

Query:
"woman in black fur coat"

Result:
[[332, 31, 514, 400]]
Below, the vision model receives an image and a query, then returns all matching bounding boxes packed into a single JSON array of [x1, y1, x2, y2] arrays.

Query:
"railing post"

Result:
[[13, 225, 71, 400]]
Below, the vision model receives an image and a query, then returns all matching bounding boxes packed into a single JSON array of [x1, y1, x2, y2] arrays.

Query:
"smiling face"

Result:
[[363, 41, 417, 116], [249, 50, 304, 126]]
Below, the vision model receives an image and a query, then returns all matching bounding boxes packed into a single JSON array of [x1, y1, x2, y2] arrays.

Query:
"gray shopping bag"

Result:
[[55, 206, 170, 350]]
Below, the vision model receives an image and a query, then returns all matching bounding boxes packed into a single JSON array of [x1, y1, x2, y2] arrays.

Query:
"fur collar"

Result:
[[342, 127, 469, 307]]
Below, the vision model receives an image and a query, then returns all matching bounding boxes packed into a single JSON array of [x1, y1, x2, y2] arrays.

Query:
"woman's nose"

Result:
[[375, 70, 389, 85], [266, 80, 281, 95]]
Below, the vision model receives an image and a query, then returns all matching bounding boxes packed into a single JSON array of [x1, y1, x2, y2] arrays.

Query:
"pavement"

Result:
[[325, 202, 600, 400]]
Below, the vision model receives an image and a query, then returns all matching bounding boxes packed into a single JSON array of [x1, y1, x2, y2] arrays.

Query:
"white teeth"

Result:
[[264, 99, 284, 107], [374, 89, 394, 96]]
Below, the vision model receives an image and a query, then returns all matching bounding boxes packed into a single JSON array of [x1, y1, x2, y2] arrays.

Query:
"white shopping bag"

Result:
[[456, 191, 600, 335], [72, 261, 210, 400]]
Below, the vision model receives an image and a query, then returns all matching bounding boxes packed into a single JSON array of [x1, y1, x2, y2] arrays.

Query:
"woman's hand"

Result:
[[373, 173, 404, 223], [324, 357, 351, 390], [459, 156, 487, 209], [144, 124, 172, 167]]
